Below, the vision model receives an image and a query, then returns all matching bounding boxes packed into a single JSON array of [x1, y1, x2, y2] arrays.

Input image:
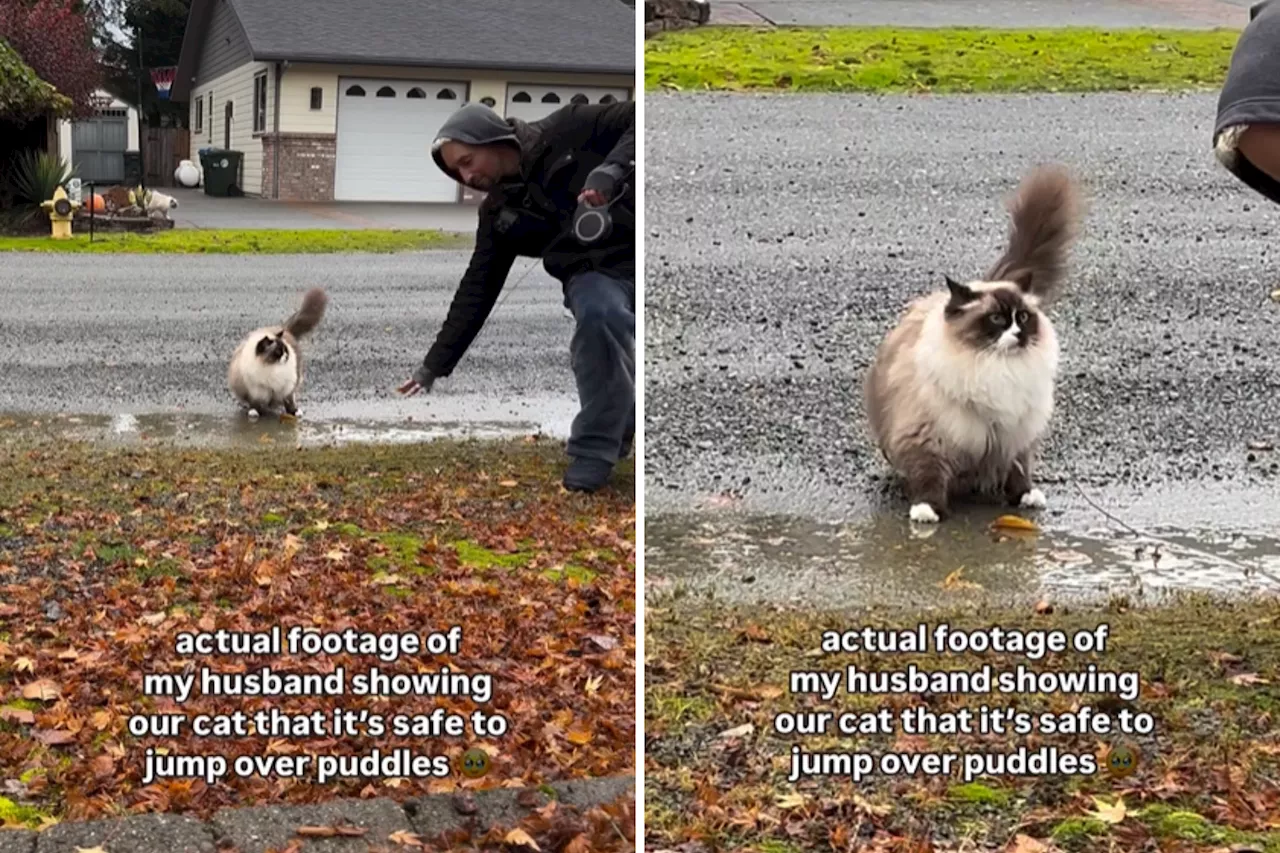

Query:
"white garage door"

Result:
[[335, 78, 467, 202], [504, 84, 630, 124]]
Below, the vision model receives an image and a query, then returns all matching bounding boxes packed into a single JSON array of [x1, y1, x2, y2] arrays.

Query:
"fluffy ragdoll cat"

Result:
[[864, 165, 1081, 524], [228, 288, 327, 417]]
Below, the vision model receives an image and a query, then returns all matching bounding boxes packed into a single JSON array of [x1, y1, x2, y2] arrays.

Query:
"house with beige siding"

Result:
[[171, 0, 635, 203]]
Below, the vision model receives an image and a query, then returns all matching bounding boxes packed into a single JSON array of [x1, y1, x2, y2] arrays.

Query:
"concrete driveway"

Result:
[[162, 187, 481, 233]]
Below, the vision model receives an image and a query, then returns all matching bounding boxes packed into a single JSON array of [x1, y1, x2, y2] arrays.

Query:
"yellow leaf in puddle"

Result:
[[1087, 795, 1127, 824], [503, 828, 541, 851], [993, 514, 1039, 532], [940, 566, 982, 591]]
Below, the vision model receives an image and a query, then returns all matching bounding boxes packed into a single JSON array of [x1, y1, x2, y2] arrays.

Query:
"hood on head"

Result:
[[431, 103, 522, 184]]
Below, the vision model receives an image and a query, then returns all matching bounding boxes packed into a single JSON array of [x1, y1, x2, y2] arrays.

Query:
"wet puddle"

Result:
[[0, 405, 566, 450], [645, 506, 1280, 608]]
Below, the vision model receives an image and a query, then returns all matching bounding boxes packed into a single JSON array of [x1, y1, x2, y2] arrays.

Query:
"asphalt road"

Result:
[[0, 251, 579, 439], [644, 91, 1280, 605], [708, 0, 1248, 27]]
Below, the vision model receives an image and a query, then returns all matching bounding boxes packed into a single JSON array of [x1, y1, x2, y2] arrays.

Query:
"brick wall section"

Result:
[[261, 133, 336, 201]]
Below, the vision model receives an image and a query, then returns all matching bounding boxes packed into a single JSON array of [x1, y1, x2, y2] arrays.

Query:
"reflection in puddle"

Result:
[[0, 409, 550, 450], [646, 506, 1280, 608]]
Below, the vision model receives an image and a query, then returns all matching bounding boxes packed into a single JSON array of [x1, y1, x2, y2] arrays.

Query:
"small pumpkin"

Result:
[[83, 193, 106, 213]]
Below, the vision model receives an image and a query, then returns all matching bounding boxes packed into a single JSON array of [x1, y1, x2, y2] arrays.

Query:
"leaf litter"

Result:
[[0, 439, 635, 839]]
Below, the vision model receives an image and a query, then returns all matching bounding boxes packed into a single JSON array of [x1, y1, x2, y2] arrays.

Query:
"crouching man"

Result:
[[398, 100, 635, 494]]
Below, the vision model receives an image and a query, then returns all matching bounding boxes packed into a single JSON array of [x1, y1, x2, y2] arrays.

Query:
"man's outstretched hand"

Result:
[[397, 369, 435, 396], [578, 188, 608, 207]]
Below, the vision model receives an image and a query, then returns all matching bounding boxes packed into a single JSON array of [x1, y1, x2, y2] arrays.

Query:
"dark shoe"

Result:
[[563, 456, 614, 493]]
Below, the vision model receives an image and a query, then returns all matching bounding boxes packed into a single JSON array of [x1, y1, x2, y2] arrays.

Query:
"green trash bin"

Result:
[[199, 148, 243, 197]]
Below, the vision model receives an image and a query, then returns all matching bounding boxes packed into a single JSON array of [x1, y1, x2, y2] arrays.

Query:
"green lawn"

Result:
[[645, 26, 1243, 94], [0, 228, 471, 254]]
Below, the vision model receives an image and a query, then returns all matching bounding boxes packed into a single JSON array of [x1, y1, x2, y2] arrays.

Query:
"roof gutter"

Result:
[[249, 53, 634, 77]]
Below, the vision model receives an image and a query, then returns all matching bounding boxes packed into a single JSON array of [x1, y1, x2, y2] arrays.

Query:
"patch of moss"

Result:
[[133, 557, 184, 583], [0, 795, 51, 828], [649, 693, 716, 726], [94, 541, 139, 564], [377, 531, 424, 568], [542, 564, 599, 584], [260, 512, 287, 526], [0, 524, 15, 539], [1049, 816, 1109, 846], [17, 768, 43, 784], [384, 585, 413, 599], [1136, 803, 1280, 848], [947, 782, 1011, 806], [4, 699, 41, 713], [452, 540, 532, 571], [751, 842, 805, 853]]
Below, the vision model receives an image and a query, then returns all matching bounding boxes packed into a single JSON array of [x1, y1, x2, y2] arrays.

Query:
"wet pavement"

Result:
[[644, 90, 1280, 607], [0, 251, 577, 442], [708, 0, 1249, 28]]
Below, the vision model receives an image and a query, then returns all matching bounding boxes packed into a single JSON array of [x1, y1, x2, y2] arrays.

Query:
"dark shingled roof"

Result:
[[175, 0, 634, 102], [232, 0, 634, 72]]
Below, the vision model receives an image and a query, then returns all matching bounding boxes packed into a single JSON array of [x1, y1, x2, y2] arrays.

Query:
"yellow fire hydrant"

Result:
[[40, 185, 80, 239]]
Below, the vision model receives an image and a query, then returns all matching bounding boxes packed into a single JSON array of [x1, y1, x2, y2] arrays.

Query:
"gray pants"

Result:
[[564, 270, 635, 464]]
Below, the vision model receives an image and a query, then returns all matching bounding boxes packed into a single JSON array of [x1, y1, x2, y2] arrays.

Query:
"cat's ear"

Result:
[[945, 275, 977, 304], [1010, 269, 1034, 292]]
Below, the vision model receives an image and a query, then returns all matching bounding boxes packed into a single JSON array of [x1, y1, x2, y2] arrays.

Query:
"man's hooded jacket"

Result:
[[419, 100, 635, 381]]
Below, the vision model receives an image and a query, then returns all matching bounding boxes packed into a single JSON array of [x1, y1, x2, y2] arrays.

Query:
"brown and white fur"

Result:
[[864, 165, 1081, 524], [228, 288, 327, 417]]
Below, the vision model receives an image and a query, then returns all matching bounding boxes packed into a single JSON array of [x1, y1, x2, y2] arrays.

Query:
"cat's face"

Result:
[[942, 276, 1042, 353], [254, 331, 290, 365]]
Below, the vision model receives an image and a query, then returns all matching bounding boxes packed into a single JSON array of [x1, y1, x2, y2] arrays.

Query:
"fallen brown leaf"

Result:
[[21, 679, 60, 702], [504, 828, 542, 851], [1231, 673, 1270, 687]]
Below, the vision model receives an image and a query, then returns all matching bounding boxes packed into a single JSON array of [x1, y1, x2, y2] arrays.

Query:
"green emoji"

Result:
[[460, 747, 490, 779]]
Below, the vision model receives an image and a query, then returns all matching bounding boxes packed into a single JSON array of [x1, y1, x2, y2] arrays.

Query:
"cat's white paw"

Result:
[[909, 503, 941, 524], [1020, 488, 1047, 509]]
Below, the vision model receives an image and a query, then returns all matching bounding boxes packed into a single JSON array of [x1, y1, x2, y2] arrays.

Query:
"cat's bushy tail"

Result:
[[284, 288, 327, 338], [985, 165, 1081, 305]]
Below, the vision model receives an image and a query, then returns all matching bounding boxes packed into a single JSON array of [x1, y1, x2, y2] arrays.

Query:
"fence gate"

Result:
[[71, 109, 129, 184]]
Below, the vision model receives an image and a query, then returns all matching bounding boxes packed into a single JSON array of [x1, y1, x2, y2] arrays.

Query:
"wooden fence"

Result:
[[143, 125, 190, 188]]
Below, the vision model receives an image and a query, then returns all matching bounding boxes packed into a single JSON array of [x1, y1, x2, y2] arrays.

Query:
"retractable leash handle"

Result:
[[572, 163, 636, 245]]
